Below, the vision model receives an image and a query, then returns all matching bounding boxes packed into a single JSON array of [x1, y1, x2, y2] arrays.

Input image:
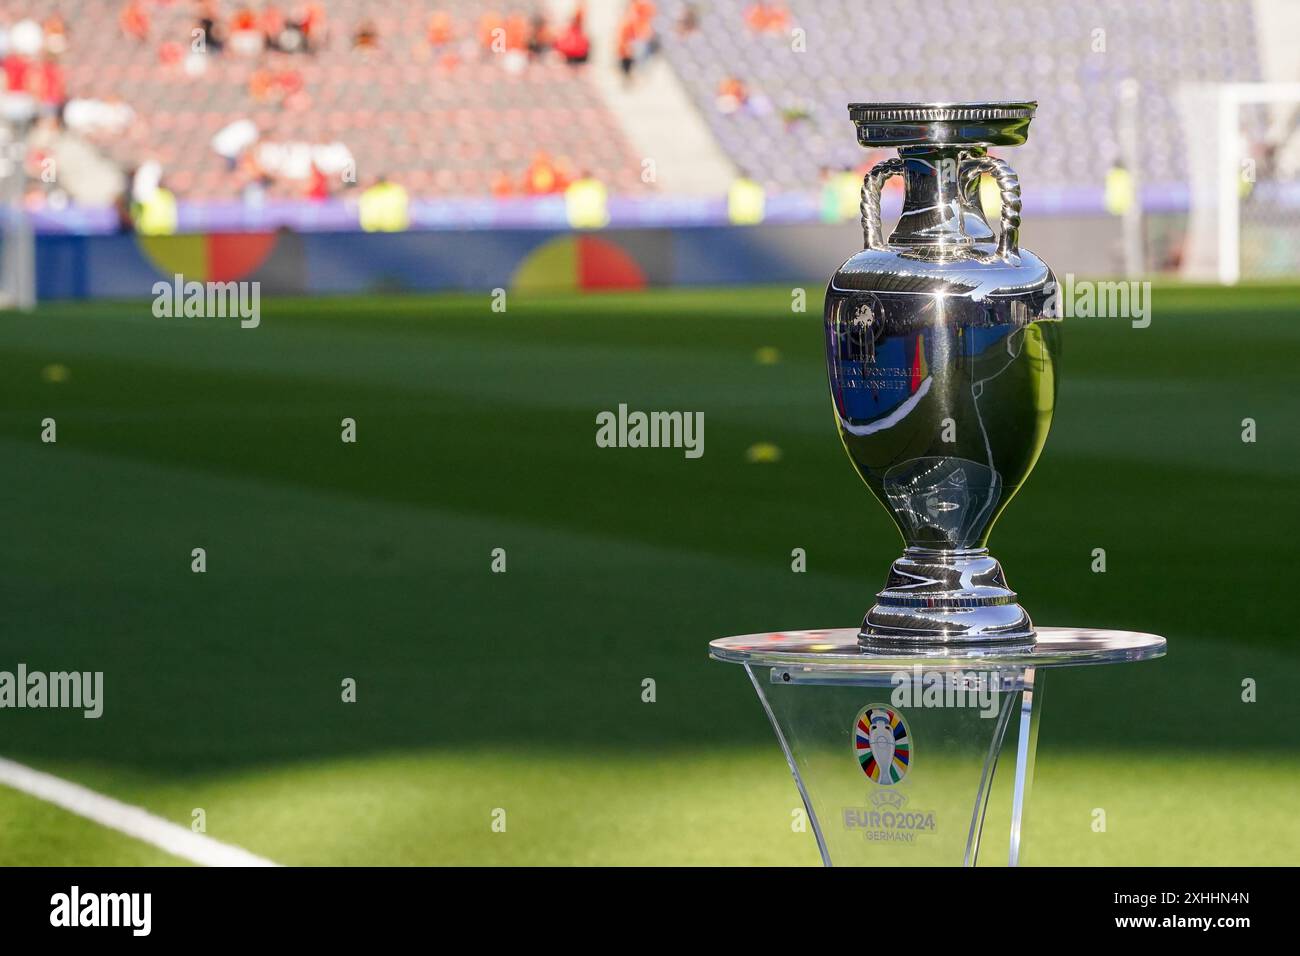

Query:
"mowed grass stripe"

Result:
[[17, 748, 1300, 866], [0, 284, 1295, 864], [0, 784, 188, 866]]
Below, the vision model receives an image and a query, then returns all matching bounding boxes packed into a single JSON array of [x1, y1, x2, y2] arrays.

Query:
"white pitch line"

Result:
[[0, 756, 279, 867]]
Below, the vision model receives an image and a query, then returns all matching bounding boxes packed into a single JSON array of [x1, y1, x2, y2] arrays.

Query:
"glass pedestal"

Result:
[[710, 627, 1165, 866]]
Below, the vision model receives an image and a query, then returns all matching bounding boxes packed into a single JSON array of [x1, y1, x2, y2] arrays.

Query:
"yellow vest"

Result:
[[136, 187, 178, 236], [1104, 166, 1135, 216], [565, 177, 609, 229], [728, 177, 766, 225], [359, 182, 410, 232]]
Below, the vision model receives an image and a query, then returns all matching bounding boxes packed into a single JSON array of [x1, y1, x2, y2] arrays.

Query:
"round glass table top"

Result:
[[709, 627, 1165, 671]]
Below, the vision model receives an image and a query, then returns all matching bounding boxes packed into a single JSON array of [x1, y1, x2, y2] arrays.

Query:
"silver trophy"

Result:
[[709, 102, 1164, 869], [824, 102, 1060, 648]]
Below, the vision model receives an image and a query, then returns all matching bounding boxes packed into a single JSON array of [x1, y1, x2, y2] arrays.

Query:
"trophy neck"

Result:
[[889, 145, 996, 254]]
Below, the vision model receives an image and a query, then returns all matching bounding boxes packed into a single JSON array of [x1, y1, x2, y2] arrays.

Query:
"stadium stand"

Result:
[[1, 0, 651, 203], [658, 0, 1264, 192], [0, 1, 1292, 294], [0, 0, 1282, 212]]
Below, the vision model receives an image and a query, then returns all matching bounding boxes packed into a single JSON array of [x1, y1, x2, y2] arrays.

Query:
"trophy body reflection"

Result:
[[711, 104, 1165, 866], [828, 101, 1057, 647]]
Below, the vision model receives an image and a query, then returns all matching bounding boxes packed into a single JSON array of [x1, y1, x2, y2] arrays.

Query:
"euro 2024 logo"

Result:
[[854, 704, 910, 785], [844, 704, 937, 842]]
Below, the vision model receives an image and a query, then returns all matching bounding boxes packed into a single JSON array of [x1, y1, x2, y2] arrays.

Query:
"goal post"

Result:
[[0, 124, 35, 311], [1181, 82, 1300, 285]]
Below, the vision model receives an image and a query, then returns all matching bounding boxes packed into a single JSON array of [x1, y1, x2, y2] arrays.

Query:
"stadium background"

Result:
[[0, 0, 1297, 865]]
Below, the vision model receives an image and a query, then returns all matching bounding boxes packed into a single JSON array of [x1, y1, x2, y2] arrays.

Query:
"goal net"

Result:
[[1181, 83, 1300, 284]]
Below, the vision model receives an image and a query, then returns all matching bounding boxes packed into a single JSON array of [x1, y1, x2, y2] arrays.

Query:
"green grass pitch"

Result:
[[0, 282, 1296, 865]]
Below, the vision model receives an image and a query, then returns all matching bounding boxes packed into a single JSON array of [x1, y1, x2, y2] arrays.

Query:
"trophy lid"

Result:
[[848, 101, 1036, 148]]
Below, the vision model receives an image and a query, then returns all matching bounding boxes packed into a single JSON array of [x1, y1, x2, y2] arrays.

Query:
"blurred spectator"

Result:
[[1104, 161, 1135, 217], [196, 0, 226, 54], [120, 0, 150, 42], [523, 150, 568, 195], [249, 62, 276, 101], [260, 5, 286, 50], [631, 0, 659, 51], [275, 22, 306, 53], [676, 3, 700, 35], [359, 174, 410, 232], [427, 10, 454, 48], [715, 75, 748, 114], [727, 171, 765, 225], [305, 161, 329, 201], [63, 97, 136, 137], [780, 103, 811, 129], [158, 40, 183, 67], [238, 147, 273, 205], [478, 12, 503, 53], [3, 49, 30, 97], [212, 118, 259, 170], [504, 13, 528, 52], [434, 48, 462, 72], [565, 170, 608, 229], [279, 58, 306, 106], [186, 51, 211, 77], [490, 172, 514, 198], [287, 3, 326, 53], [4, 23, 66, 114], [353, 18, 379, 51], [230, 6, 265, 56], [249, 56, 305, 107], [554, 7, 590, 65], [132, 158, 162, 205], [617, 1, 658, 83], [135, 178, 178, 235], [745, 2, 790, 34], [616, 11, 637, 83], [28, 52, 66, 109], [526, 14, 552, 58], [7, 17, 43, 67], [43, 14, 68, 56], [819, 166, 861, 223], [817, 166, 837, 222]]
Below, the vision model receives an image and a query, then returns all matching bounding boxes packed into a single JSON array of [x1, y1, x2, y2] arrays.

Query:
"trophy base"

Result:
[[859, 549, 1036, 648], [709, 627, 1166, 866]]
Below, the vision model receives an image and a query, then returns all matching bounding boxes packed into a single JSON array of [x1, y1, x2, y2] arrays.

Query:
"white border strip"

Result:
[[0, 756, 279, 867]]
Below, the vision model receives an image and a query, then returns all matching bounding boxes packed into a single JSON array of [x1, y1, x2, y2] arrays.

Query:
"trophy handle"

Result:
[[960, 155, 1022, 263], [860, 158, 905, 251]]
